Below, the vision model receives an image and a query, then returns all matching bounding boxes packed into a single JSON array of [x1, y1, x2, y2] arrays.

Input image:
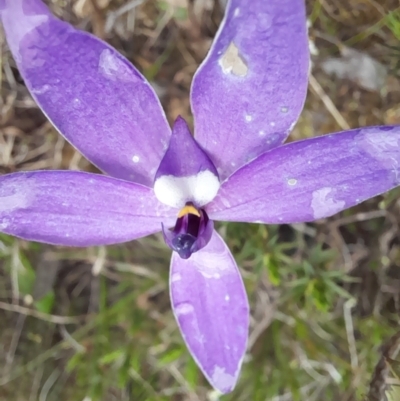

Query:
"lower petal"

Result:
[[169, 230, 249, 393], [208, 126, 400, 223], [0, 171, 176, 246]]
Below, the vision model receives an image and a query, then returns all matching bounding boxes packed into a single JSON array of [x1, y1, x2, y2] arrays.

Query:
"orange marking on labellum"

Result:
[[178, 205, 200, 218]]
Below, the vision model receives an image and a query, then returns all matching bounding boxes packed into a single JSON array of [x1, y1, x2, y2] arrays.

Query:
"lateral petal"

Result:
[[0, 170, 176, 246], [1, 0, 170, 186], [208, 126, 400, 223]]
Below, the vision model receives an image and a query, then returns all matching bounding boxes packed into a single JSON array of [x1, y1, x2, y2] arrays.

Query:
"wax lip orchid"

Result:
[[1, 0, 400, 394]]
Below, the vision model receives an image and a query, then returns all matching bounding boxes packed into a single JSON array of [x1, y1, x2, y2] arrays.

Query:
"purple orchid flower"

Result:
[[1, 0, 400, 393]]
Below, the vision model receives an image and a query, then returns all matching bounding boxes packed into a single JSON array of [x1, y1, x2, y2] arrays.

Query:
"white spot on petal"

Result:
[[287, 178, 297, 186], [161, 139, 168, 151], [256, 12, 272, 33], [171, 272, 182, 283], [154, 170, 220, 209], [31, 84, 50, 95], [281, 106, 289, 113], [2, 3, 48, 62], [359, 130, 400, 181], [0, 180, 30, 217], [245, 114, 253, 122], [220, 197, 231, 208], [259, 130, 266, 137], [311, 187, 345, 219], [270, 121, 276, 127], [132, 155, 140, 163], [189, 245, 232, 280], [234, 7, 240, 17], [219, 42, 248, 77], [0, 220, 8, 230], [211, 366, 237, 393], [225, 294, 230, 301], [174, 302, 194, 317], [98, 49, 140, 83]]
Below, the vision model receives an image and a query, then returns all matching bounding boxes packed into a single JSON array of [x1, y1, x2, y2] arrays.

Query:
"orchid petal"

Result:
[[191, 0, 309, 180], [154, 117, 220, 208], [207, 126, 400, 223], [0, 0, 170, 186], [170, 230, 249, 393], [0, 171, 176, 246]]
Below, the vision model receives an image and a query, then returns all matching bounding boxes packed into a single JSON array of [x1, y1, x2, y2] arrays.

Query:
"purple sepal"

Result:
[[191, 0, 309, 180], [162, 207, 213, 259], [1, 0, 170, 186], [0, 170, 176, 246], [154, 117, 220, 208], [207, 126, 400, 223], [155, 117, 218, 179], [170, 230, 249, 393]]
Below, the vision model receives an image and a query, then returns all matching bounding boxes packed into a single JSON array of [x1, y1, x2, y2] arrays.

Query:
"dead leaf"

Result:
[[73, 0, 110, 18]]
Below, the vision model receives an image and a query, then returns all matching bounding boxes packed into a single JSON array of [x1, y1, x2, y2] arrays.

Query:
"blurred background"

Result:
[[1, 0, 400, 400]]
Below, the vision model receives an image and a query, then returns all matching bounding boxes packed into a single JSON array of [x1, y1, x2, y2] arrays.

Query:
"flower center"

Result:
[[162, 203, 214, 259]]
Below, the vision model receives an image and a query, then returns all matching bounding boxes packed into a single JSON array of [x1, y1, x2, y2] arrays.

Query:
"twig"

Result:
[[3, 314, 26, 379], [88, 0, 105, 38], [104, 0, 144, 34], [344, 298, 358, 371], [28, 366, 44, 401], [0, 301, 85, 324], [59, 325, 86, 353], [331, 210, 387, 228], [309, 74, 350, 131], [366, 330, 400, 401], [39, 369, 61, 401]]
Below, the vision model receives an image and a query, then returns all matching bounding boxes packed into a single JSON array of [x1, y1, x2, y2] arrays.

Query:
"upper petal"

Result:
[[1, 0, 170, 186], [190, 0, 309, 180], [0, 170, 176, 246], [170, 230, 249, 393], [207, 126, 400, 223]]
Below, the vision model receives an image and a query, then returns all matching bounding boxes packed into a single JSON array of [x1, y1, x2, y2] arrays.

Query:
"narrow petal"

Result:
[[1, 0, 170, 186], [0, 171, 176, 246], [207, 126, 400, 223], [191, 0, 309, 180], [154, 117, 220, 208], [170, 230, 249, 393]]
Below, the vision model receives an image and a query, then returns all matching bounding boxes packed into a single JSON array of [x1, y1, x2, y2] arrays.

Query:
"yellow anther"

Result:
[[178, 205, 200, 218]]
